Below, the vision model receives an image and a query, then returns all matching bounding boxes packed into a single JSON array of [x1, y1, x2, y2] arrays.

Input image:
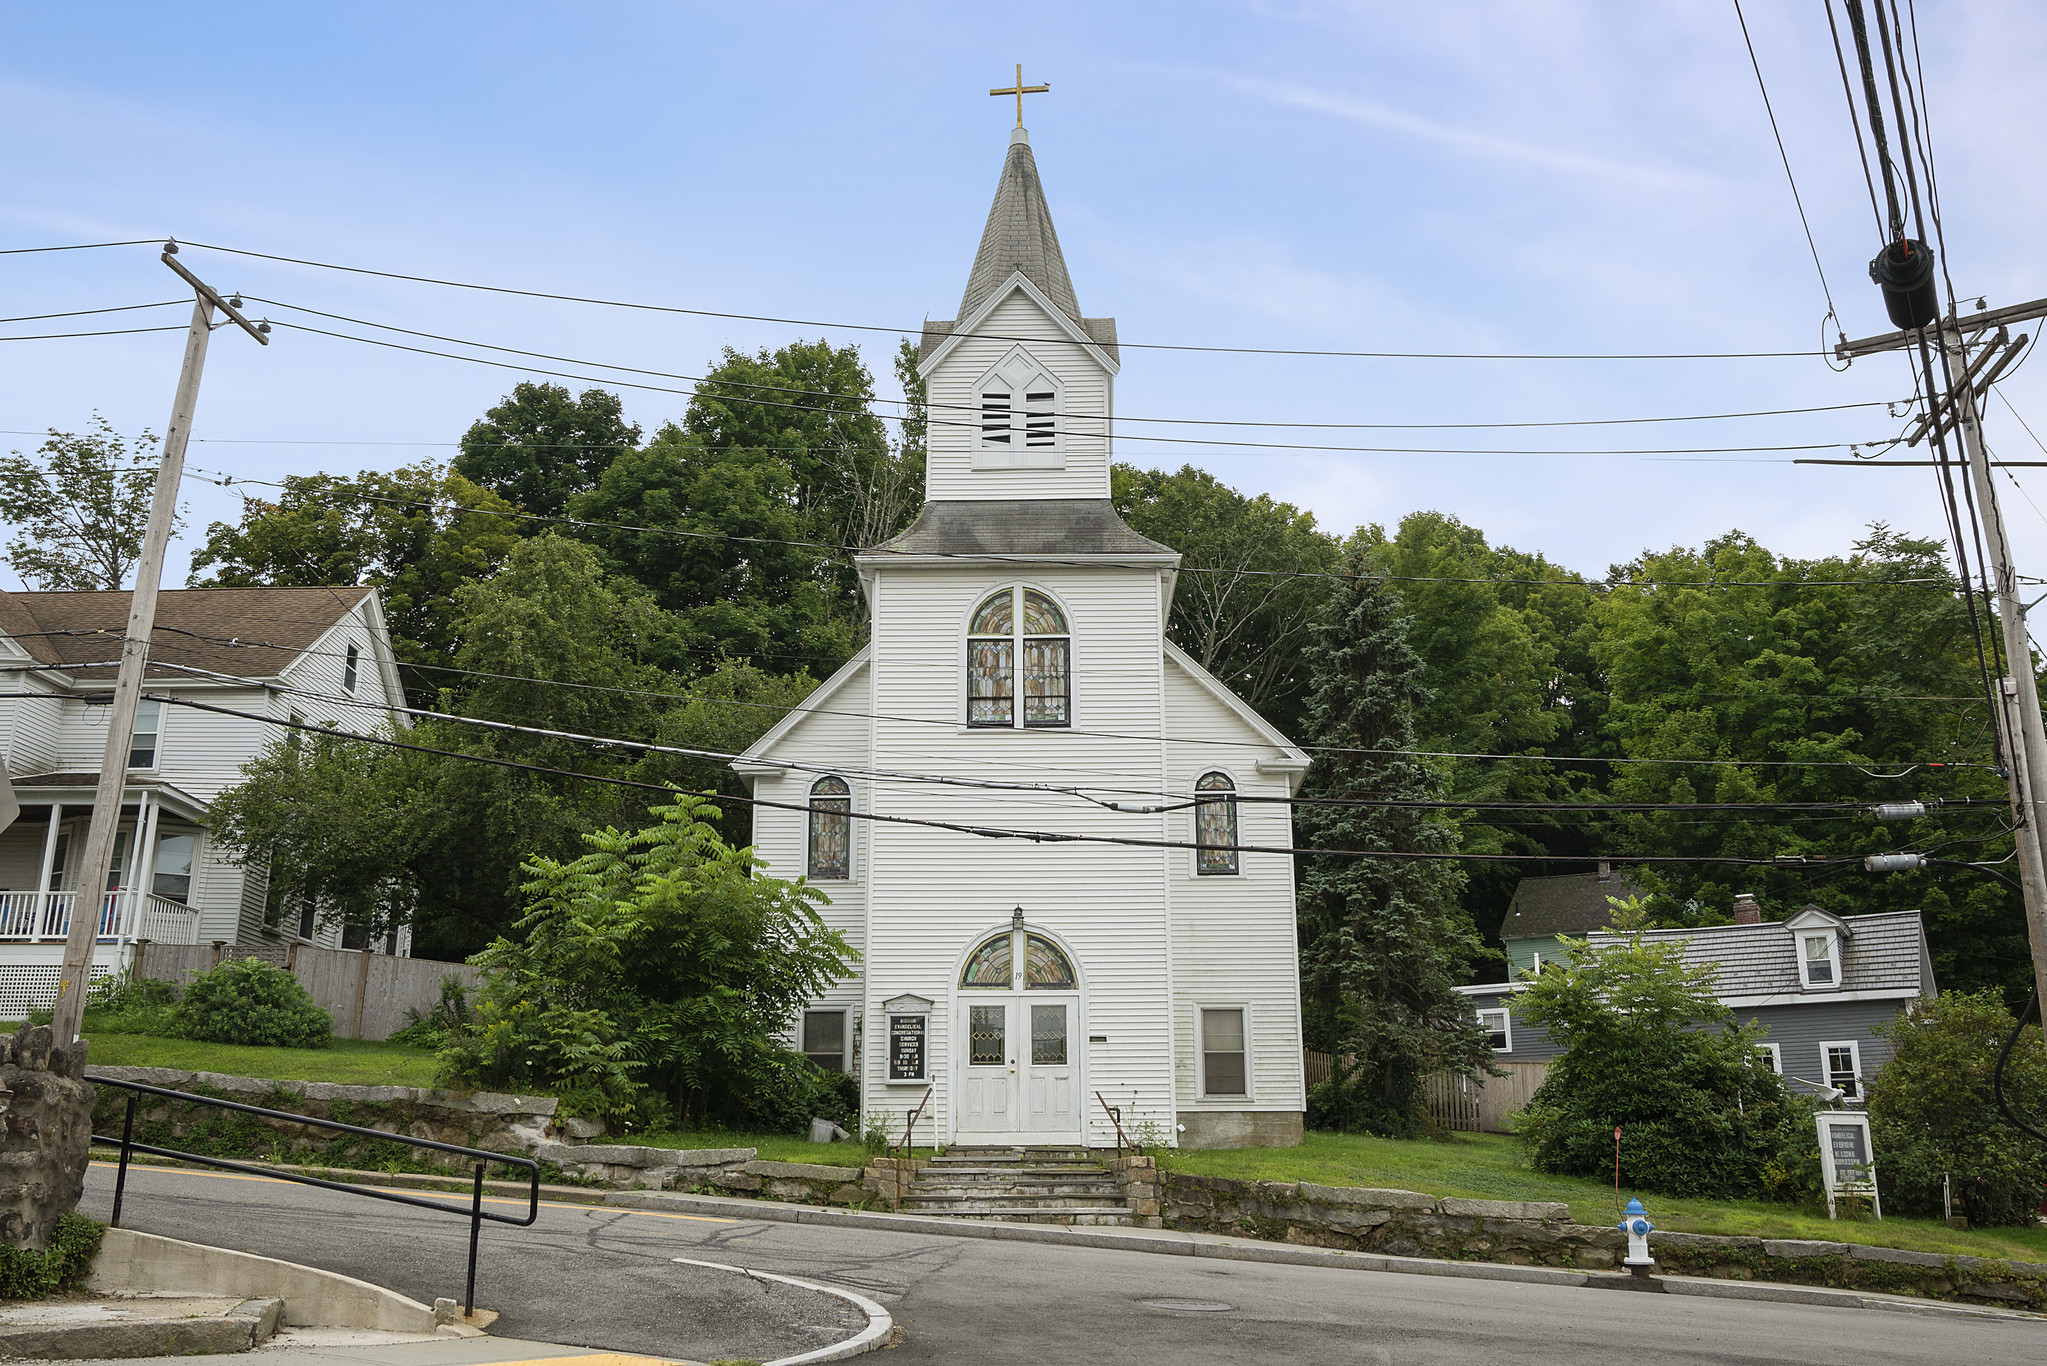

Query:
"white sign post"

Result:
[[1815, 1111, 1882, 1220]]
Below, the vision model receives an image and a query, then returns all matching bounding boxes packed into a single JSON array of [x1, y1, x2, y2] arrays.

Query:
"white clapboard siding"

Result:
[[1163, 657, 1307, 1111], [862, 565, 1175, 1143], [926, 290, 1112, 503]]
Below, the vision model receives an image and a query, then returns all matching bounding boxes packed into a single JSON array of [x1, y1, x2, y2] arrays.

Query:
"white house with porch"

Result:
[[735, 123, 1312, 1150], [0, 584, 408, 1015]]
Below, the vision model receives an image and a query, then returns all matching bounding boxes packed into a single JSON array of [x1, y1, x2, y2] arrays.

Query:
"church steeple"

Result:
[[958, 127, 1082, 325]]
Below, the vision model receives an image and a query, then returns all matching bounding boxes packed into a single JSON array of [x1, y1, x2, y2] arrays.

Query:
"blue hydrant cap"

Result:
[[1624, 1198, 1646, 1216]]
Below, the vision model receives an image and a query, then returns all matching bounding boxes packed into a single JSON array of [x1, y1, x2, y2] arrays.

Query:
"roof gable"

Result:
[[734, 645, 871, 767], [918, 270, 1119, 379], [0, 585, 376, 682], [1502, 871, 1643, 940], [1164, 643, 1310, 786]]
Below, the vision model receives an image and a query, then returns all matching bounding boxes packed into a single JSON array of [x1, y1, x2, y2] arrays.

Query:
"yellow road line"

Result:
[[89, 1161, 738, 1225]]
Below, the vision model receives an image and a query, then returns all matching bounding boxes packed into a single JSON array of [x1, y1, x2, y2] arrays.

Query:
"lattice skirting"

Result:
[[0, 960, 118, 1019]]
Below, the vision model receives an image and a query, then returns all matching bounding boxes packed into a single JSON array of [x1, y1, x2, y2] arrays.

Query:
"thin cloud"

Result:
[[1228, 74, 1708, 191]]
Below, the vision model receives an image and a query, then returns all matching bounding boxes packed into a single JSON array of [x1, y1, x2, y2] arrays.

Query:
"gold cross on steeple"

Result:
[[989, 64, 1050, 128]]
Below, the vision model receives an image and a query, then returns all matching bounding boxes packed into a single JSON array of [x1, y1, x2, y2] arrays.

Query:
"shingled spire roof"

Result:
[[958, 127, 1081, 324]]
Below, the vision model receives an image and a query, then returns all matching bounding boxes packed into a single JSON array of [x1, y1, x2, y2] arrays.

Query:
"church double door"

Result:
[[954, 924, 1084, 1143], [956, 994, 1080, 1141]]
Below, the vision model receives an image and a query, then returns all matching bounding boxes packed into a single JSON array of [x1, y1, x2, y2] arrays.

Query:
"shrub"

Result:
[[1867, 989, 2047, 1226], [30, 976, 182, 1037], [0, 1214, 104, 1299], [388, 976, 473, 1050], [438, 794, 855, 1128], [174, 958, 333, 1049], [1513, 904, 1814, 1200]]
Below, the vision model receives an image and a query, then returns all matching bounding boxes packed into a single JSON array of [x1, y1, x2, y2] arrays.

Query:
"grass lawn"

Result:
[[630, 1131, 894, 1164], [76, 1032, 441, 1088], [1162, 1130, 2047, 1263]]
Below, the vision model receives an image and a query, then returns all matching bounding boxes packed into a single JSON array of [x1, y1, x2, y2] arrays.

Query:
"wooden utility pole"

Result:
[[49, 245, 267, 1042], [1838, 304, 2047, 1011]]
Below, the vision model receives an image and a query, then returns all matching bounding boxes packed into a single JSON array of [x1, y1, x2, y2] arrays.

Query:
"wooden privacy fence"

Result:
[[1421, 1062, 1550, 1134], [137, 942, 482, 1041], [1422, 1071, 1482, 1132]]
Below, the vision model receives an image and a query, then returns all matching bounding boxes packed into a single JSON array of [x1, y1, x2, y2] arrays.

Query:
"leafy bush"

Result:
[[1513, 905, 1814, 1200], [29, 976, 183, 1037], [388, 976, 473, 1050], [0, 1214, 104, 1299], [438, 794, 856, 1129], [174, 958, 333, 1049], [1867, 989, 2047, 1226]]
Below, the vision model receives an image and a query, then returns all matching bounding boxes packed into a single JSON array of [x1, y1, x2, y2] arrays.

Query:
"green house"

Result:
[[1499, 865, 1640, 977]]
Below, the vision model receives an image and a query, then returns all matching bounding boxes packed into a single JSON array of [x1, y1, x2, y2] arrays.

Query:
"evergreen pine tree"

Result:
[[1296, 549, 1493, 1134]]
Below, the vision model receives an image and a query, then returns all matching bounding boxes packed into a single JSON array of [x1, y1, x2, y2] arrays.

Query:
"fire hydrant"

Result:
[[1618, 1197, 1655, 1277]]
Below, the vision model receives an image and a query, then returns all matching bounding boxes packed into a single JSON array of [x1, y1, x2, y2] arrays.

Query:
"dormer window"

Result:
[[1799, 931, 1841, 989], [967, 586, 1069, 728], [973, 347, 1064, 469]]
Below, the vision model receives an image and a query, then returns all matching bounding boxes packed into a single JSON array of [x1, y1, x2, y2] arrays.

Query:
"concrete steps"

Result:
[[903, 1145, 1134, 1227]]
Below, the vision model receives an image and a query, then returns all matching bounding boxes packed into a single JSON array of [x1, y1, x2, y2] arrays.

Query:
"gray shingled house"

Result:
[[1497, 863, 1641, 975], [1451, 898, 1936, 1129]]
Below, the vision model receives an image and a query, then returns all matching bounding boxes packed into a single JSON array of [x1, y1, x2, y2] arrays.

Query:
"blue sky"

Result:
[[6, 1, 2047, 587]]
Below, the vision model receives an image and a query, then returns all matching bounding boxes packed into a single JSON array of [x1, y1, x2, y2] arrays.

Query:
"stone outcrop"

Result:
[[0, 1024, 95, 1250]]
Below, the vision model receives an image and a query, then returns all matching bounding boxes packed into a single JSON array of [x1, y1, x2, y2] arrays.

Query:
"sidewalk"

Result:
[[56, 1330, 713, 1366]]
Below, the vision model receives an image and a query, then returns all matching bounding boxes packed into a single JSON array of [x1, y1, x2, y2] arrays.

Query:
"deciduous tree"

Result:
[[0, 415, 175, 590]]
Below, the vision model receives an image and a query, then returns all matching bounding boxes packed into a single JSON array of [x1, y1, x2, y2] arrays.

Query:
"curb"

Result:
[[605, 1191, 2041, 1323], [0, 1295, 281, 1359], [669, 1256, 894, 1365], [87, 1228, 443, 1333]]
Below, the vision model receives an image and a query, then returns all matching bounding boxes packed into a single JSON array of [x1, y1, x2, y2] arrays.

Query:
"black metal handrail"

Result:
[[88, 1073, 541, 1316]]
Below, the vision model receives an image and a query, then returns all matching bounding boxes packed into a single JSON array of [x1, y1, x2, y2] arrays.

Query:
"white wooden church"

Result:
[[737, 122, 1309, 1150]]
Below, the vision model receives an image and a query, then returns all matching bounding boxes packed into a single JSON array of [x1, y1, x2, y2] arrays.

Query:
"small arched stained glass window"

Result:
[[1025, 934, 1075, 989], [807, 775, 852, 880], [961, 933, 1012, 988], [1195, 771, 1239, 876]]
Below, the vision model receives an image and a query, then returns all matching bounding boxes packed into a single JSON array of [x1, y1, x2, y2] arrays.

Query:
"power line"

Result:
[[186, 466, 1962, 592], [0, 302, 184, 325], [142, 690, 1961, 870], [258, 316, 1869, 459], [0, 239, 163, 256], [0, 326, 189, 342], [1733, 0, 1843, 349], [249, 291, 1895, 434], [175, 239, 1829, 362]]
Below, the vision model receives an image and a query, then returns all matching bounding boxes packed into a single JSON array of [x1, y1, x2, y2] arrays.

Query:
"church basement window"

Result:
[[807, 775, 852, 880], [967, 587, 1069, 728], [1194, 771, 1239, 875]]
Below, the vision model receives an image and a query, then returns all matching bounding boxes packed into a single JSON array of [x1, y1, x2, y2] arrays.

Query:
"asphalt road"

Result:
[[82, 1164, 2043, 1366]]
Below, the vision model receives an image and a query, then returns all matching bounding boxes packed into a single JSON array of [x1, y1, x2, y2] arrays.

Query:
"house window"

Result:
[[1478, 1008, 1511, 1052], [1200, 1007, 1247, 1097], [298, 897, 316, 941], [1754, 1043, 1783, 1074], [151, 833, 195, 904], [1194, 771, 1239, 875], [1800, 932, 1840, 988], [807, 776, 852, 880], [1823, 1042, 1863, 1099], [343, 643, 359, 694], [967, 587, 1069, 728], [976, 347, 1062, 451], [129, 699, 161, 769], [802, 1009, 847, 1073]]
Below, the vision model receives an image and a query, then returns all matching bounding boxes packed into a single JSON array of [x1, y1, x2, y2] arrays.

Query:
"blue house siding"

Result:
[[1733, 999, 1909, 1088]]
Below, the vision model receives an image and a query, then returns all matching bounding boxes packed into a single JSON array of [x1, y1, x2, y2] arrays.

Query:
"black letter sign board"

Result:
[[889, 1013, 927, 1081]]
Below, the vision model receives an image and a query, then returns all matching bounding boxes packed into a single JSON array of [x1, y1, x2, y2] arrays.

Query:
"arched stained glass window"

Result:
[[968, 586, 1070, 729], [1195, 770, 1239, 876], [807, 776, 852, 880], [960, 933, 1012, 988], [1024, 934, 1075, 989]]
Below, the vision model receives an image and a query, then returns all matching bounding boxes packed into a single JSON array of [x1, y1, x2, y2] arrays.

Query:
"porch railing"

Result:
[[0, 890, 202, 945]]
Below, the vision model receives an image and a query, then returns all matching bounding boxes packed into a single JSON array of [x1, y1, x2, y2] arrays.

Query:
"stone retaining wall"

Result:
[[88, 1066, 567, 1170], [1158, 1170, 2047, 1309]]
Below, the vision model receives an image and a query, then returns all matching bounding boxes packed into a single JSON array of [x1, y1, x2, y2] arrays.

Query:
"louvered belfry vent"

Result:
[[977, 347, 1060, 451]]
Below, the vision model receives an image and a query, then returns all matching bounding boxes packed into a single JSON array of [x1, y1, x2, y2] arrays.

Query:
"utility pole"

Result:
[[49, 245, 268, 1043], [1839, 304, 2047, 1011]]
